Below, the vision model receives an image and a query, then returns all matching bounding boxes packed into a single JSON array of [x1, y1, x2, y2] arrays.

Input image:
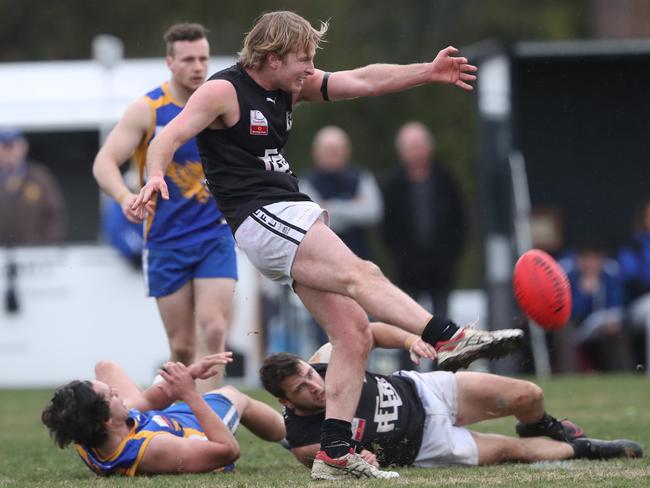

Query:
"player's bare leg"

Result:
[[292, 220, 431, 333], [471, 432, 574, 464], [294, 284, 371, 423], [156, 282, 196, 365], [455, 372, 545, 426], [473, 431, 643, 463], [194, 278, 236, 392], [294, 284, 398, 479], [292, 220, 524, 370], [217, 386, 285, 442], [455, 372, 586, 442]]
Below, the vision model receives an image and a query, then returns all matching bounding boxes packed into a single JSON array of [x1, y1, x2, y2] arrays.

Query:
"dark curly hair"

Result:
[[41, 380, 110, 449], [259, 352, 303, 399]]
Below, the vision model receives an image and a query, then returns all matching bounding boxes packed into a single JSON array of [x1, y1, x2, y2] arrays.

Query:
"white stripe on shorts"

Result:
[[142, 248, 150, 296], [222, 404, 240, 433], [250, 207, 307, 245], [234, 201, 327, 285]]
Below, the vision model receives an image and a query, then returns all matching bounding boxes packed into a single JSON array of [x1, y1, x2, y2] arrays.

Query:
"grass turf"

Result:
[[1, 375, 649, 487]]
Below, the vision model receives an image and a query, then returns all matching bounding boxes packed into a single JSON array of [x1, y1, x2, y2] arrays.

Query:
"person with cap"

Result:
[[0, 127, 67, 245]]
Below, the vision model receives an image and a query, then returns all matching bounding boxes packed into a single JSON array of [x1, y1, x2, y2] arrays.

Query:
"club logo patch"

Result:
[[250, 110, 269, 135]]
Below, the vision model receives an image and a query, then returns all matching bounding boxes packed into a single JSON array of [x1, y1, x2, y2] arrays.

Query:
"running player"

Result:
[[93, 24, 237, 391], [42, 353, 285, 476], [132, 11, 523, 479]]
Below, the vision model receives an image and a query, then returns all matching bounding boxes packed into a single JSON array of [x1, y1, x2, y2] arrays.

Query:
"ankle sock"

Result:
[[421, 316, 460, 346], [571, 438, 591, 459], [320, 418, 352, 459]]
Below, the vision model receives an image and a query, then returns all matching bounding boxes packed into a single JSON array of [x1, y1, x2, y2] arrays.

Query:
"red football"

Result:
[[513, 249, 572, 330]]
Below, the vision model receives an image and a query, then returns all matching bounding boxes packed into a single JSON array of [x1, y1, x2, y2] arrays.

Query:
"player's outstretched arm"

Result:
[[92, 99, 151, 223], [306, 323, 436, 366], [298, 46, 477, 103], [369, 322, 437, 365], [187, 352, 234, 381], [132, 352, 235, 412], [131, 80, 234, 218]]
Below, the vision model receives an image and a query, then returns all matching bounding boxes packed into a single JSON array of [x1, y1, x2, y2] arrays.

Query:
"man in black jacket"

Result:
[[382, 122, 465, 318]]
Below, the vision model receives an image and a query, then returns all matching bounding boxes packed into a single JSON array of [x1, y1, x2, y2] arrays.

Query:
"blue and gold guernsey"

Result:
[[134, 82, 230, 250], [74, 393, 239, 476]]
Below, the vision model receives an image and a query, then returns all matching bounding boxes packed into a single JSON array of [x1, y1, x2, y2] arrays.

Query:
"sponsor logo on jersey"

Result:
[[351, 418, 367, 442], [250, 110, 269, 135], [259, 148, 291, 173], [286, 111, 293, 131]]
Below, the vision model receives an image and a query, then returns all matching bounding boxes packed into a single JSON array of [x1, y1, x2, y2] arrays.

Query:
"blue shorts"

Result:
[[144, 235, 238, 297], [161, 393, 240, 434]]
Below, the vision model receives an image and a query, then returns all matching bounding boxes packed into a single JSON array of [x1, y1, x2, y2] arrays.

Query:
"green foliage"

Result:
[[2, 376, 649, 487]]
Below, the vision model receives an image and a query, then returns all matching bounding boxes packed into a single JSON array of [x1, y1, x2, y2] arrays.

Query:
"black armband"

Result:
[[320, 72, 331, 101], [422, 316, 459, 346]]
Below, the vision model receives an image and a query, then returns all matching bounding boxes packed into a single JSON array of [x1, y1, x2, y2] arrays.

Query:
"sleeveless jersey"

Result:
[[196, 64, 311, 231], [74, 393, 239, 476], [284, 364, 425, 467], [134, 82, 230, 250]]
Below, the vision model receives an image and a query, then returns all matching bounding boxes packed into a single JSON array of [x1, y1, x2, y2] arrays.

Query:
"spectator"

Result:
[[563, 242, 633, 372], [300, 126, 383, 260], [617, 196, 650, 369], [381, 122, 465, 317], [0, 127, 67, 245]]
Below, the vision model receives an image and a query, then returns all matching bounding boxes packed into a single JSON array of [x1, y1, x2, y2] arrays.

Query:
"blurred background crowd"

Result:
[[2, 0, 650, 386]]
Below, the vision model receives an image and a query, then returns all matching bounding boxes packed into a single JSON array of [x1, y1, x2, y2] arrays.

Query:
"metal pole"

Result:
[[509, 151, 551, 377]]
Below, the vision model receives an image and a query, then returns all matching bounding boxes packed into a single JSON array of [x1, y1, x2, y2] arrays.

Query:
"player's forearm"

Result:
[[325, 174, 383, 226], [345, 63, 433, 98], [369, 322, 416, 350], [137, 383, 176, 411], [183, 392, 239, 451], [92, 156, 131, 203], [145, 131, 177, 179]]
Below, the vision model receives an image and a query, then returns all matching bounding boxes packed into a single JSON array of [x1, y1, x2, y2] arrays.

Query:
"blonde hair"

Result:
[[238, 11, 328, 69]]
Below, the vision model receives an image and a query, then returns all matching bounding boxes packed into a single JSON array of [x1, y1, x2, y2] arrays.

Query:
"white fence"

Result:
[[0, 245, 262, 388]]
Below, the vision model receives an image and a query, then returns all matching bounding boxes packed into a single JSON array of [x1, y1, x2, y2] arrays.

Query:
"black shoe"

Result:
[[516, 413, 586, 442], [572, 438, 644, 460]]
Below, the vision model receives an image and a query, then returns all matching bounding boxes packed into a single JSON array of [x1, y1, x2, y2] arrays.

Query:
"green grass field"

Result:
[[1, 375, 649, 487]]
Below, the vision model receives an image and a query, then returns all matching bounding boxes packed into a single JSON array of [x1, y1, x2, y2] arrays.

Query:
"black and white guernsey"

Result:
[[196, 63, 311, 232], [284, 364, 426, 467]]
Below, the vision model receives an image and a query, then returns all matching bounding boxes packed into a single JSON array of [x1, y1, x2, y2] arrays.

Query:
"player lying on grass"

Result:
[[260, 323, 643, 477], [42, 353, 285, 476]]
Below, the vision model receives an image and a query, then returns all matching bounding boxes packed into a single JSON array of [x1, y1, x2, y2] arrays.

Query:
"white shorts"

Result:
[[395, 370, 479, 467], [234, 201, 328, 285]]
